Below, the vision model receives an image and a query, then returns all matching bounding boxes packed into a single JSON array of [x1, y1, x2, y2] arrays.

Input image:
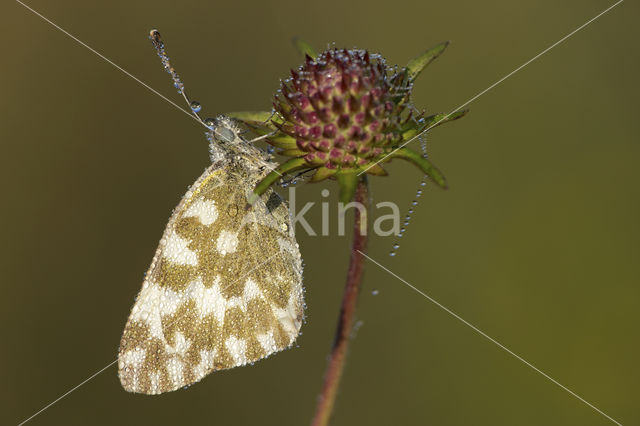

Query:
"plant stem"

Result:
[[311, 176, 369, 426]]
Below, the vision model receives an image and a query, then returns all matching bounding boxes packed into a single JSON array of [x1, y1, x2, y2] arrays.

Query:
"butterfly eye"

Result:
[[213, 125, 236, 144]]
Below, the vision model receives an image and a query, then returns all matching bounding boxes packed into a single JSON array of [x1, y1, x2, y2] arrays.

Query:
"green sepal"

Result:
[[226, 111, 274, 123], [402, 109, 469, 140], [226, 111, 285, 130], [226, 111, 297, 149], [292, 37, 318, 59], [310, 166, 338, 182], [248, 158, 309, 204], [391, 147, 447, 189], [247, 128, 297, 149], [406, 41, 450, 81], [267, 134, 298, 149], [240, 122, 287, 139], [389, 68, 411, 106], [280, 149, 307, 157], [337, 171, 359, 204], [423, 109, 468, 128], [364, 163, 388, 176]]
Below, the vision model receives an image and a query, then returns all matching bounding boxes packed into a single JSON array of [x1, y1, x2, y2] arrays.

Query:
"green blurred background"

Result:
[[2, 0, 638, 425]]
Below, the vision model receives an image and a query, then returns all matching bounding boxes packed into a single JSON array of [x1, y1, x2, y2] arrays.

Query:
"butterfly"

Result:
[[117, 30, 304, 394]]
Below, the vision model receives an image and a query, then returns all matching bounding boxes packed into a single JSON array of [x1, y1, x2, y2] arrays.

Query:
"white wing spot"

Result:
[[121, 348, 146, 368], [216, 230, 239, 255], [257, 332, 277, 353], [274, 296, 301, 339], [170, 331, 191, 356], [226, 296, 245, 311], [121, 348, 147, 392], [149, 371, 161, 394], [162, 230, 198, 265], [166, 358, 185, 387], [187, 277, 226, 324], [131, 282, 182, 340], [183, 198, 218, 225], [243, 279, 263, 301], [225, 336, 247, 365]]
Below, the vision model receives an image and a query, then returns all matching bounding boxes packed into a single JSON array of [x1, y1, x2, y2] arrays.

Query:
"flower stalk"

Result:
[[311, 176, 369, 426]]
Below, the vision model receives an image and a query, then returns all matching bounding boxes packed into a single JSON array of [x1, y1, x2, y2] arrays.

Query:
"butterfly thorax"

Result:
[[207, 115, 274, 177]]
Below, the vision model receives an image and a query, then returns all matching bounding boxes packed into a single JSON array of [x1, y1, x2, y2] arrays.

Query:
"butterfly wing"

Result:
[[118, 163, 304, 394]]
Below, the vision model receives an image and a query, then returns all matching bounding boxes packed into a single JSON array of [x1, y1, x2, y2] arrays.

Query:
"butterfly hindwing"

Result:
[[118, 163, 303, 394]]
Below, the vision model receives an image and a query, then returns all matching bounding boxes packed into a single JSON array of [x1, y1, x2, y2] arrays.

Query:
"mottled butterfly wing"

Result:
[[118, 163, 304, 394]]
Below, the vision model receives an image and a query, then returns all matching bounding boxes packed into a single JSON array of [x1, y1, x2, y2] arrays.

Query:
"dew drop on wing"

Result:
[[227, 204, 238, 217]]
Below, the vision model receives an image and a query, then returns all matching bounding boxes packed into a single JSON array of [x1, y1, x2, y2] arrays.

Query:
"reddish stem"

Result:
[[311, 177, 369, 426]]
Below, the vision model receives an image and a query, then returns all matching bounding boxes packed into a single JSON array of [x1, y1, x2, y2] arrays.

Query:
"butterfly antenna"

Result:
[[149, 29, 210, 129]]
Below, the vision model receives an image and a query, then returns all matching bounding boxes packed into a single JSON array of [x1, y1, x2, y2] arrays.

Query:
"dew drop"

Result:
[[372, 289, 379, 295], [388, 135, 429, 256], [204, 117, 216, 129], [227, 204, 238, 217], [419, 134, 428, 156], [190, 101, 202, 112]]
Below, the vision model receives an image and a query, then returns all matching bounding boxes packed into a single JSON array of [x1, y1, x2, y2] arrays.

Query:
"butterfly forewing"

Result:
[[118, 162, 303, 394]]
